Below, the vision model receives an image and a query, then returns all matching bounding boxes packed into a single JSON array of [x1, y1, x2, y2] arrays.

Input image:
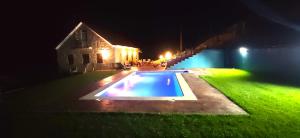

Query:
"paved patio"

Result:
[[73, 67, 247, 115]]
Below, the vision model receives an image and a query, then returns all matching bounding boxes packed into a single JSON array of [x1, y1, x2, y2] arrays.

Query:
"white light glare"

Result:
[[239, 47, 248, 57]]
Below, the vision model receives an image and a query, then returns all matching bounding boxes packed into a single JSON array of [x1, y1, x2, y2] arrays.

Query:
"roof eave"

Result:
[[55, 22, 83, 50]]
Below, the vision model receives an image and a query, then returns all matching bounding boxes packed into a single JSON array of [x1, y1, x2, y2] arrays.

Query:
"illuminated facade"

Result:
[[55, 22, 139, 73]]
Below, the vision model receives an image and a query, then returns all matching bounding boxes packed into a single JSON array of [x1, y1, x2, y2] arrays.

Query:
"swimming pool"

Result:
[[81, 71, 197, 101]]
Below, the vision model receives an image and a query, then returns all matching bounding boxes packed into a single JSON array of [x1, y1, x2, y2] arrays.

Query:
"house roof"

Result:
[[55, 22, 137, 50], [55, 22, 83, 50]]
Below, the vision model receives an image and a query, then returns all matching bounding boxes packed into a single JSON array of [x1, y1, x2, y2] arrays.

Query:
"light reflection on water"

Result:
[[99, 72, 183, 97]]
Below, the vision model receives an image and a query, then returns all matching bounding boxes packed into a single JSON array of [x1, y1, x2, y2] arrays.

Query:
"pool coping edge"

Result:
[[79, 71, 197, 101]]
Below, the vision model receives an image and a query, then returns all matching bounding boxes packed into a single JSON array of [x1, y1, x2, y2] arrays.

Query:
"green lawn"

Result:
[[4, 69, 300, 137], [200, 69, 300, 137]]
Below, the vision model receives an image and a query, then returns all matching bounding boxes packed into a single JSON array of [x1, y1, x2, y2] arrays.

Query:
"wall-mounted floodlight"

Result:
[[101, 49, 110, 59], [239, 47, 248, 57], [159, 55, 164, 59], [165, 51, 172, 60]]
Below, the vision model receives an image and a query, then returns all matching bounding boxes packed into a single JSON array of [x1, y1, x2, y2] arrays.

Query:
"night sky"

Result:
[[2, 0, 299, 75]]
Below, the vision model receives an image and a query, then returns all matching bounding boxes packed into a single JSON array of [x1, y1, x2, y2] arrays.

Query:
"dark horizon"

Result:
[[2, 0, 300, 75]]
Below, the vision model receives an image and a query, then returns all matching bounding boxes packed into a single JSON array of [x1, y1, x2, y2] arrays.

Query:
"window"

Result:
[[68, 55, 74, 65], [96, 41, 100, 47], [97, 53, 103, 63], [82, 54, 90, 64], [81, 30, 87, 41], [75, 31, 80, 40], [80, 30, 88, 48]]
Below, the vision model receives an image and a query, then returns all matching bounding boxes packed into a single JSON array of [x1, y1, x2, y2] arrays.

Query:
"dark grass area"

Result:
[[2, 69, 300, 137], [9, 112, 252, 138], [247, 71, 300, 87], [0, 66, 66, 94], [3, 71, 117, 111]]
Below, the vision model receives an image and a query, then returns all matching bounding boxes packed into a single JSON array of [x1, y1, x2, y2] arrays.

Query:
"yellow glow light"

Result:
[[101, 49, 110, 59], [128, 50, 132, 56], [133, 50, 137, 57], [159, 55, 164, 59], [165, 51, 172, 60], [122, 48, 127, 56]]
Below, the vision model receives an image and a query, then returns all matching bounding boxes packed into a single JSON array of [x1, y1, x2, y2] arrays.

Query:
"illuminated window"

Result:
[[97, 53, 103, 63], [82, 54, 90, 64], [122, 49, 127, 56], [133, 50, 137, 57], [68, 55, 74, 65]]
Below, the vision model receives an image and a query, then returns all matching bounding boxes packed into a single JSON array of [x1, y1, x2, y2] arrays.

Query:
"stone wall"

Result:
[[56, 23, 115, 73]]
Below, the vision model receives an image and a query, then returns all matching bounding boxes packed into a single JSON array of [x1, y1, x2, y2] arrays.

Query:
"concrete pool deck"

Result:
[[74, 69, 247, 115]]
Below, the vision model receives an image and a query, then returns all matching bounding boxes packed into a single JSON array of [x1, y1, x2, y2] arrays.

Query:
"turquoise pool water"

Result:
[[95, 71, 184, 97]]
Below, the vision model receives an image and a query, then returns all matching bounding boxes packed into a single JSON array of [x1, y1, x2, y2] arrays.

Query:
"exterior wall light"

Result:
[[159, 55, 164, 59], [239, 47, 248, 57], [165, 51, 172, 60], [101, 49, 110, 59]]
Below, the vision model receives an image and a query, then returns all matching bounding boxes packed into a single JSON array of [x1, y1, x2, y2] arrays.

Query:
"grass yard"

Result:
[[3, 71, 117, 110], [3, 69, 300, 137], [201, 69, 300, 137]]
